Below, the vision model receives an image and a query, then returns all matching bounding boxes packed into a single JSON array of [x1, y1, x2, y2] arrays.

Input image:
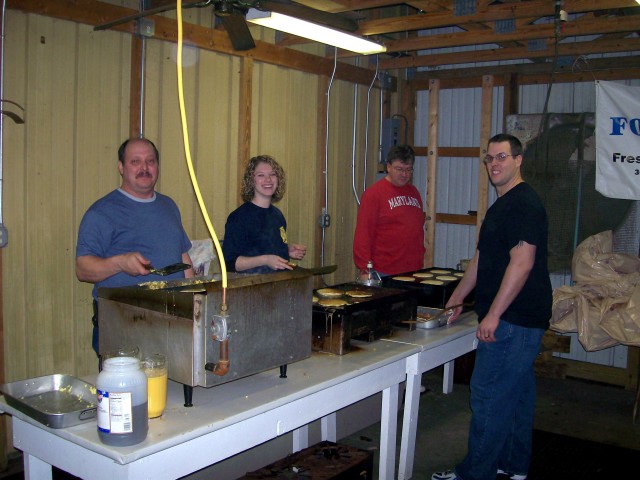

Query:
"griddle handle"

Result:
[[279, 365, 287, 378], [183, 384, 193, 408]]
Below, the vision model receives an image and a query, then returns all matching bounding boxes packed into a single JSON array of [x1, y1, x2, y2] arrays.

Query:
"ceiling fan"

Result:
[[94, 0, 359, 52]]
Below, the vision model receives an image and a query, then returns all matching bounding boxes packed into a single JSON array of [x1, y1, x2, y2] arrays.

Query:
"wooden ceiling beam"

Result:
[[358, 0, 639, 35], [411, 55, 640, 82], [382, 14, 640, 54], [380, 36, 640, 70], [302, 1, 406, 13], [7, 0, 387, 88], [7, 0, 639, 79]]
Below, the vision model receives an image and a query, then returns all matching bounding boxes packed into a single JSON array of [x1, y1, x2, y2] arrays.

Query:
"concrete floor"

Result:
[[341, 366, 640, 479]]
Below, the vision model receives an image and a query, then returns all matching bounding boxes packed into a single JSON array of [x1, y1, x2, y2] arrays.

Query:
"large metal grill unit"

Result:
[[98, 270, 313, 404], [312, 283, 417, 355], [382, 268, 473, 308]]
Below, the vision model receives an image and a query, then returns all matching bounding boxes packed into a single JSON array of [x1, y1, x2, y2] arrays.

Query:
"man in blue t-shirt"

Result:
[[76, 138, 194, 356]]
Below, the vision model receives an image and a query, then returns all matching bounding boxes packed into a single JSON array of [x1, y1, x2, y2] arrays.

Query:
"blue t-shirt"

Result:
[[223, 202, 289, 274], [76, 189, 192, 298]]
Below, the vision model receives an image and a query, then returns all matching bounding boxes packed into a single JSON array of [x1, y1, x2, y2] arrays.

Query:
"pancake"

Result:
[[436, 275, 458, 281], [346, 290, 373, 298], [316, 288, 344, 298], [421, 279, 444, 285], [318, 298, 348, 307], [413, 272, 434, 278], [392, 276, 416, 282], [430, 269, 450, 274], [312, 295, 319, 303], [454, 272, 464, 277]]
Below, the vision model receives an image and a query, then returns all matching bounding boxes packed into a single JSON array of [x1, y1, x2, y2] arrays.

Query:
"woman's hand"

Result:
[[266, 255, 294, 270], [288, 244, 307, 261]]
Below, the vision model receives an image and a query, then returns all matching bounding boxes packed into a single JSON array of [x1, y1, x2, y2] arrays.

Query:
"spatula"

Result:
[[147, 262, 191, 276]]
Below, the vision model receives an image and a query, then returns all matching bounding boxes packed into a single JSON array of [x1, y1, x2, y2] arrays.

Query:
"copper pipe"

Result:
[[210, 338, 229, 376], [206, 304, 230, 376]]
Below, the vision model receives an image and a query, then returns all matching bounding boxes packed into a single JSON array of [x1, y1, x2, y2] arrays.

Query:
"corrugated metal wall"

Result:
[[1, 9, 381, 382]]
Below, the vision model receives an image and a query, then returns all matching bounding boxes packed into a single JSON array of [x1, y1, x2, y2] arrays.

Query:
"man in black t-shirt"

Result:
[[432, 134, 552, 480]]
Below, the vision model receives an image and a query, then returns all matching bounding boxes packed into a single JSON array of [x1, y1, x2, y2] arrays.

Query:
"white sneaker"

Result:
[[497, 469, 527, 480], [431, 470, 460, 480]]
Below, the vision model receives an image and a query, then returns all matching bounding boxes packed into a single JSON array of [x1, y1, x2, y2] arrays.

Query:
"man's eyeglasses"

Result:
[[392, 167, 414, 174], [483, 152, 514, 164]]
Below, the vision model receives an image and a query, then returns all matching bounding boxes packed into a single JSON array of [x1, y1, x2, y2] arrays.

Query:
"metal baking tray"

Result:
[[0, 374, 97, 428], [415, 306, 453, 329]]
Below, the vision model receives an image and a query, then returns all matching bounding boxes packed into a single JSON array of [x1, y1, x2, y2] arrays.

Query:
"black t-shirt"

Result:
[[223, 201, 289, 274], [475, 182, 552, 329]]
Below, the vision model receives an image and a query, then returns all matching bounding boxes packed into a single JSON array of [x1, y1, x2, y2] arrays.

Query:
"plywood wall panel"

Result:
[[3, 12, 134, 380], [74, 23, 132, 368], [3, 11, 29, 380], [21, 16, 74, 375], [252, 63, 321, 261], [193, 51, 241, 243]]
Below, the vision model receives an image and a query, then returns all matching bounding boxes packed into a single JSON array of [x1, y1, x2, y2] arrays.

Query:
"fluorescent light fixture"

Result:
[[246, 9, 386, 55]]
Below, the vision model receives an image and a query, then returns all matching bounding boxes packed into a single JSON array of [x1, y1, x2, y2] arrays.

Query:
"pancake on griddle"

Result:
[[318, 298, 348, 307], [421, 279, 444, 285], [316, 288, 343, 298], [392, 276, 416, 282], [436, 275, 458, 281], [413, 272, 434, 278], [346, 290, 373, 298]]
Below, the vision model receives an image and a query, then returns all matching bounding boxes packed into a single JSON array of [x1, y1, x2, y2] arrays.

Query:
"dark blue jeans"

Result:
[[456, 321, 545, 480]]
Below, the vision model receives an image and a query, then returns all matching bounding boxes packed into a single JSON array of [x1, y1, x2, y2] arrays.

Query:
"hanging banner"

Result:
[[595, 80, 640, 200]]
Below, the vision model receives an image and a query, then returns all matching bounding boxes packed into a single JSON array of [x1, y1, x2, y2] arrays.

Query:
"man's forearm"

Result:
[[76, 255, 123, 283]]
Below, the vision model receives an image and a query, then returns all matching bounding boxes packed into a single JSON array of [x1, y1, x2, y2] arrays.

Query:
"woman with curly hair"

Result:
[[222, 155, 306, 273]]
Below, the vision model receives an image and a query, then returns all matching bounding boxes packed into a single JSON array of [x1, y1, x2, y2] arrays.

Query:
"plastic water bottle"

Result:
[[96, 356, 148, 446]]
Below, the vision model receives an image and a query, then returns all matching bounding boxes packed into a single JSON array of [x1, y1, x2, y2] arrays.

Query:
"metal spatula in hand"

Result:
[[146, 262, 191, 276]]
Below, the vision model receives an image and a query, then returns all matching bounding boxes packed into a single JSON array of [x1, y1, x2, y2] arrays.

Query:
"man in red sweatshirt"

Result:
[[353, 144, 426, 277]]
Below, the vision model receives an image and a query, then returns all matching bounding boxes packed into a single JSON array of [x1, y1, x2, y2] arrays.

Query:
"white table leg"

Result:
[[292, 424, 309, 452], [443, 359, 455, 394], [23, 453, 53, 480], [321, 412, 337, 442], [379, 382, 400, 480], [398, 356, 422, 480]]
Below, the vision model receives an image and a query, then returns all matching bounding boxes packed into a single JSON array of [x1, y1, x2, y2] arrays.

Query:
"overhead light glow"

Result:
[[246, 9, 386, 55]]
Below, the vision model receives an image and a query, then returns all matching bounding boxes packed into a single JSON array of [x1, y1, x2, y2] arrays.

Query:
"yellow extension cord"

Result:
[[176, 1, 228, 296]]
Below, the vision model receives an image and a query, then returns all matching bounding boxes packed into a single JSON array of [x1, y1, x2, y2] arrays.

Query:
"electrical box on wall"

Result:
[[381, 117, 401, 163], [0, 223, 7, 248]]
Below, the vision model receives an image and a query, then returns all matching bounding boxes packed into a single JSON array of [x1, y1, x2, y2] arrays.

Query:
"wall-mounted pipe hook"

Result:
[[0, 99, 25, 124]]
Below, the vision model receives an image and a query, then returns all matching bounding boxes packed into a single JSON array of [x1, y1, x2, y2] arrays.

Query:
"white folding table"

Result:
[[382, 311, 478, 480], [1, 339, 419, 480]]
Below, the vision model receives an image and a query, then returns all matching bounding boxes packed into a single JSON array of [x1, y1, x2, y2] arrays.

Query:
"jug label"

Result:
[[97, 389, 134, 434]]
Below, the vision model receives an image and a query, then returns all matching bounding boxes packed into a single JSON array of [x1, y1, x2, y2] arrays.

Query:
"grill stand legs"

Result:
[[183, 384, 193, 407]]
